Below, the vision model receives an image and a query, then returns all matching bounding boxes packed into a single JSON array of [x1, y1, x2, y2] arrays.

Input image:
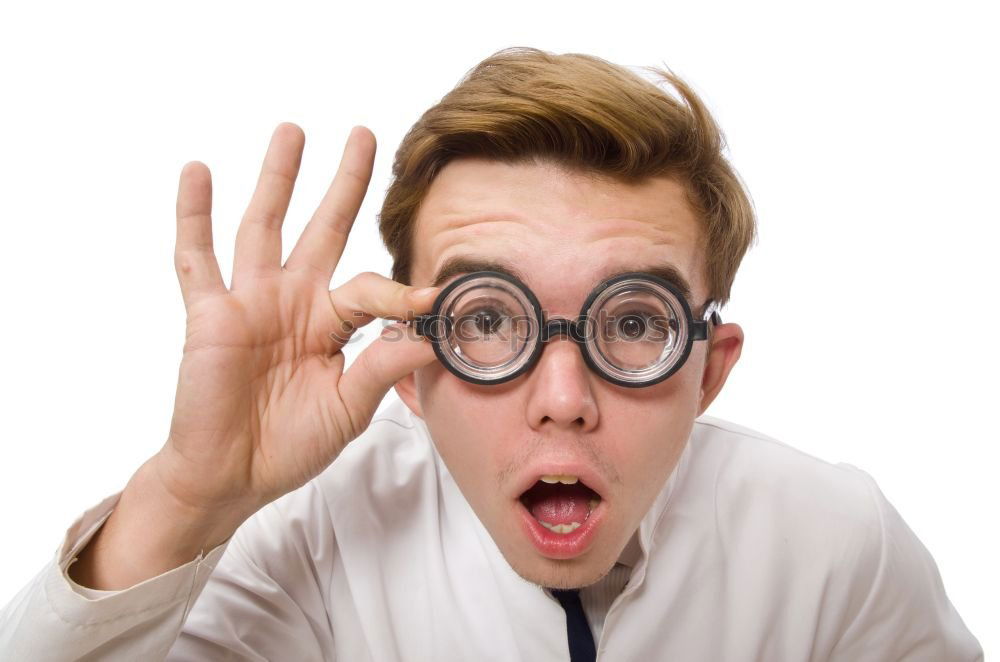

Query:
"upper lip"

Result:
[[513, 460, 610, 503]]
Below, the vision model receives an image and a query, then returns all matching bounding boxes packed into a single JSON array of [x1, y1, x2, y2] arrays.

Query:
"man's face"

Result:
[[395, 158, 741, 588]]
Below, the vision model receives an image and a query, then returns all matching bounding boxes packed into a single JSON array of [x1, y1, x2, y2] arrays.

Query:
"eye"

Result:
[[472, 307, 506, 336], [452, 303, 514, 341], [616, 312, 650, 340]]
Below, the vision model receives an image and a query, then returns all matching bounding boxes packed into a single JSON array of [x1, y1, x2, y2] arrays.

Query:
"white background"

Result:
[[1, 0, 995, 652]]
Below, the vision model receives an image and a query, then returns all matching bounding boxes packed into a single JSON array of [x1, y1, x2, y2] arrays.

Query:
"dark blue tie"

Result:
[[550, 588, 597, 662]]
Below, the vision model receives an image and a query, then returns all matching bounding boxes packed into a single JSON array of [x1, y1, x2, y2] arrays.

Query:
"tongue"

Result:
[[525, 482, 594, 525]]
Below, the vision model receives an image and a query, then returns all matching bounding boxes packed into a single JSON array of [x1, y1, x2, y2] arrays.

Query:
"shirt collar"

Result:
[[601, 436, 690, 581], [627, 436, 690, 582], [616, 530, 643, 569]]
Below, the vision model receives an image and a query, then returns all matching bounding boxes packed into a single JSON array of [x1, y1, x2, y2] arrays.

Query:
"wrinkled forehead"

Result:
[[409, 159, 707, 311]]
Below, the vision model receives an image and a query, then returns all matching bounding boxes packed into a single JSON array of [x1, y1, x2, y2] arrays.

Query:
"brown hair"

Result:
[[378, 47, 757, 308]]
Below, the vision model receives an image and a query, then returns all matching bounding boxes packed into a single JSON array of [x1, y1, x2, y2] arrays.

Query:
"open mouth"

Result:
[[518, 475, 603, 535]]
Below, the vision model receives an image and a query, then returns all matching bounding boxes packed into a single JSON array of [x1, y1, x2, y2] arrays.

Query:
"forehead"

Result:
[[410, 159, 706, 306]]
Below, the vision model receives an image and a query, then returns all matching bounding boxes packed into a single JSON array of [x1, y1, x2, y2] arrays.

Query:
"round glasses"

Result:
[[412, 271, 721, 388]]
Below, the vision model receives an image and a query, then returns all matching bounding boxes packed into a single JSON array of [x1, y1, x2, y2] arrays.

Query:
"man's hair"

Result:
[[378, 47, 757, 308]]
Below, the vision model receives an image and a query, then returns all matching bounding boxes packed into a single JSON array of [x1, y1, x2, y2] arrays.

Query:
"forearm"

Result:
[[0, 484, 233, 659], [68, 456, 249, 590]]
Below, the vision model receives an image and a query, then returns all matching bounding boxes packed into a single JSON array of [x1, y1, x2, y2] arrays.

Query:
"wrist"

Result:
[[134, 453, 256, 550], [69, 456, 254, 590]]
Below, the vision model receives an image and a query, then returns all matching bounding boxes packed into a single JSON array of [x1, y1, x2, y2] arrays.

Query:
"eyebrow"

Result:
[[430, 255, 695, 304]]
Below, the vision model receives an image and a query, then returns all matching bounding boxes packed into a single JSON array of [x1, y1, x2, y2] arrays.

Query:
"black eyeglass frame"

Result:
[[411, 270, 722, 388]]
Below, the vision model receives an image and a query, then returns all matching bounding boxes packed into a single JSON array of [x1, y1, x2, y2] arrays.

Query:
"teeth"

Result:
[[539, 474, 579, 485], [538, 520, 582, 534], [533, 499, 602, 534], [528, 480, 602, 534]]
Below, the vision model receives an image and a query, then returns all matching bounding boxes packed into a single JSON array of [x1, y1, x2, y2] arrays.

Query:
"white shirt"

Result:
[[0, 399, 983, 660]]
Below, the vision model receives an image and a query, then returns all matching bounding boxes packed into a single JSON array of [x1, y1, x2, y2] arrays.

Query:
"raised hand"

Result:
[[152, 123, 438, 533]]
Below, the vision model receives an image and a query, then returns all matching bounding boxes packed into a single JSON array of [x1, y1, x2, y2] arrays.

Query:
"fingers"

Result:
[[338, 321, 438, 432], [283, 126, 376, 281], [327, 271, 439, 345], [175, 161, 226, 308], [232, 123, 305, 288]]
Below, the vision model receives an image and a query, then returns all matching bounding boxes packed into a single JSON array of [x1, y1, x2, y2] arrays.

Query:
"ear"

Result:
[[697, 322, 744, 416], [393, 372, 424, 419]]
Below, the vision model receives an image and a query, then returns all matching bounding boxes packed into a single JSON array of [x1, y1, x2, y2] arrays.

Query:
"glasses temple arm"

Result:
[[691, 300, 722, 341]]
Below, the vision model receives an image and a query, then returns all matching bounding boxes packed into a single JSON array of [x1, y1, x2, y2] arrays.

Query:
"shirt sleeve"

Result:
[[829, 468, 984, 662], [0, 490, 230, 661], [167, 481, 337, 661], [0, 483, 337, 662]]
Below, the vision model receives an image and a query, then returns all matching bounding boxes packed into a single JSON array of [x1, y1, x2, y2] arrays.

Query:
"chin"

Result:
[[506, 550, 619, 590]]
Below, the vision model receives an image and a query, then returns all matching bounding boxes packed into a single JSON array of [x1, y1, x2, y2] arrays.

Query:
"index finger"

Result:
[[283, 126, 376, 281]]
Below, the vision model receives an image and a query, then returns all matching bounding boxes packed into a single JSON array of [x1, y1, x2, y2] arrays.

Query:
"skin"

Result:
[[70, 123, 740, 594], [394, 158, 744, 589], [69, 124, 443, 589]]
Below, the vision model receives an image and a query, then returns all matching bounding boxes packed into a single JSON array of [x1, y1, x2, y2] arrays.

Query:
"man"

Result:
[[0, 48, 982, 660]]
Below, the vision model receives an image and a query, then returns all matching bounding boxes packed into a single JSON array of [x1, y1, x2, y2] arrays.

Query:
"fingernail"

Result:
[[410, 287, 438, 298]]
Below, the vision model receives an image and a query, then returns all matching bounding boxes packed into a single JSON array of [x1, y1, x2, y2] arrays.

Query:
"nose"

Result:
[[524, 333, 600, 432]]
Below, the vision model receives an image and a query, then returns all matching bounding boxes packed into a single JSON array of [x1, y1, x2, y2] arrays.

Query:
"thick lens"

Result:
[[585, 277, 687, 384], [598, 291, 677, 368], [450, 292, 524, 365], [436, 274, 539, 383]]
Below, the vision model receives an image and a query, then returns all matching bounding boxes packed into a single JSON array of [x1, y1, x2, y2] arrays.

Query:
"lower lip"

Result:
[[517, 498, 606, 559]]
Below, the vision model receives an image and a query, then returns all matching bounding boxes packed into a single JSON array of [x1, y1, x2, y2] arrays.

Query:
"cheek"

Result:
[[416, 365, 470, 453], [415, 367, 522, 502], [602, 379, 697, 494]]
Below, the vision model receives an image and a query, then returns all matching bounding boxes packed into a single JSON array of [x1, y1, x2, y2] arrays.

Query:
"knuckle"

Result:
[[324, 208, 355, 236], [344, 270, 379, 291], [243, 210, 283, 230], [357, 271, 390, 301], [341, 166, 371, 190], [263, 167, 297, 189]]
